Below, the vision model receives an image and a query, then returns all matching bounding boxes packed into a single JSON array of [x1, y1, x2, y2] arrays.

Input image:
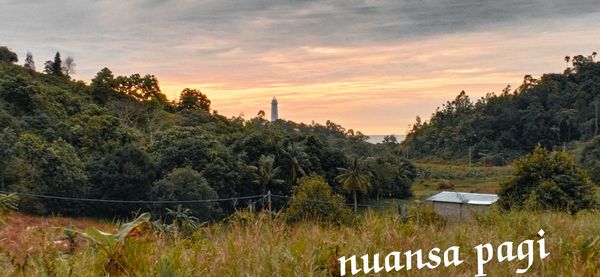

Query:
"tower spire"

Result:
[[271, 97, 278, 122]]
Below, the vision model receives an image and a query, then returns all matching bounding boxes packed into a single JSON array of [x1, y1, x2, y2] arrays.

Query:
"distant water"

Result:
[[365, 135, 405, 144]]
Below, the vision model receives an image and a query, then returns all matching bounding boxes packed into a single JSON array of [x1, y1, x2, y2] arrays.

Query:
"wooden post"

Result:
[[468, 147, 472, 167], [267, 190, 272, 217]]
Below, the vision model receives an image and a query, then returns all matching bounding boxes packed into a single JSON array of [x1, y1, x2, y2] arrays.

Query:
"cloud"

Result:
[[1, 0, 599, 134]]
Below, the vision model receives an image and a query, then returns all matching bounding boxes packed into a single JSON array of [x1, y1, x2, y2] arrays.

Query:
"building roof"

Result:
[[426, 191, 499, 205]]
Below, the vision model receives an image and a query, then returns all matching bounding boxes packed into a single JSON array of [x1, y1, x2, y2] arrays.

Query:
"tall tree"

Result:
[[44, 52, 64, 76], [63, 56, 75, 76], [24, 52, 35, 73], [336, 158, 372, 212], [178, 88, 211, 112]]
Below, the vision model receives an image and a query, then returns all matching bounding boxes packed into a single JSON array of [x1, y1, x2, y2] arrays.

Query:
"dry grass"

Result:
[[1, 208, 599, 276]]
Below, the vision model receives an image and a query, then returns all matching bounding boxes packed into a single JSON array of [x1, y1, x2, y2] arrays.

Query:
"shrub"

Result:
[[408, 205, 446, 227], [283, 175, 353, 225], [578, 135, 600, 185], [152, 167, 222, 221], [437, 180, 455, 190], [498, 145, 597, 213]]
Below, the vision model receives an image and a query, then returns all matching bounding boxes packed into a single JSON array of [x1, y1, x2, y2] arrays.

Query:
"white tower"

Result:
[[271, 97, 279, 122]]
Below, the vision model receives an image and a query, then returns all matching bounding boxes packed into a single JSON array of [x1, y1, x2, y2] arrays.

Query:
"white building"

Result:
[[426, 191, 499, 222]]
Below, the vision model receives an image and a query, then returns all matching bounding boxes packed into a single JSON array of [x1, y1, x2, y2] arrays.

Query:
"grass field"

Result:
[[1, 163, 599, 276], [1, 209, 599, 276]]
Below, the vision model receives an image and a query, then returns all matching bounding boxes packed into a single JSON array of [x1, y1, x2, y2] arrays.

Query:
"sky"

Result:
[[2, 0, 599, 135]]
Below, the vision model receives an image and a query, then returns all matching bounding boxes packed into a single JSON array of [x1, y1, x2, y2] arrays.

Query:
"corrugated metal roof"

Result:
[[426, 191, 499, 205]]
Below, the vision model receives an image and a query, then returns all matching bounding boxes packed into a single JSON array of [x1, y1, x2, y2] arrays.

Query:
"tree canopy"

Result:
[[0, 50, 416, 218]]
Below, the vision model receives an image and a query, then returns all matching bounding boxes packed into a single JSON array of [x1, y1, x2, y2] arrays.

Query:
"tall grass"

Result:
[[1, 209, 599, 276]]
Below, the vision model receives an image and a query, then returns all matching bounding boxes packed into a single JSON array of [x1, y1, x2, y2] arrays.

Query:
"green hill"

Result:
[[401, 54, 600, 166], [0, 47, 415, 218]]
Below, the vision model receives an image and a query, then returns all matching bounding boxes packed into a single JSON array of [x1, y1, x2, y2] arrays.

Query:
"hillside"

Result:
[[401, 54, 600, 165], [0, 48, 415, 219]]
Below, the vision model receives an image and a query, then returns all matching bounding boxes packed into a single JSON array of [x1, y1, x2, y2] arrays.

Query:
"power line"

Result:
[[271, 194, 397, 209], [0, 190, 264, 204], [0, 190, 399, 209]]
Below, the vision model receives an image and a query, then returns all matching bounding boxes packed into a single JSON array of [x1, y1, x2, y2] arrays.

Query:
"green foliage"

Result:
[[0, 193, 19, 214], [498, 146, 597, 213], [73, 212, 151, 275], [336, 158, 372, 212], [10, 133, 88, 214], [0, 46, 18, 63], [249, 155, 285, 193], [402, 58, 600, 162], [283, 175, 353, 225], [151, 167, 221, 221], [364, 154, 415, 199], [177, 88, 211, 112], [407, 205, 446, 227], [578, 135, 600, 185], [44, 52, 64, 76], [0, 49, 415, 220], [163, 205, 206, 236], [87, 144, 157, 215]]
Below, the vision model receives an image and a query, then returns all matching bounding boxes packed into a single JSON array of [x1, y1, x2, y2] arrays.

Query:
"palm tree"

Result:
[[565, 56, 570, 67], [336, 158, 372, 212], [281, 143, 309, 186], [249, 155, 284, 193]]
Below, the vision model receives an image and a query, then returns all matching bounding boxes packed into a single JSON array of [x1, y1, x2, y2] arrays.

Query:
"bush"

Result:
[[437, 180, 455, 190], [578, 136, 600, 185], [283, 175, 353, 225], [152, 167, 222, 221], [408, 205, 446, 227], [498, 145, 597, 213], [479, 153, 507, 166]]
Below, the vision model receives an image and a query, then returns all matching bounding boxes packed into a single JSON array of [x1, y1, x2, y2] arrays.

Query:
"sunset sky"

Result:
[[2, 0, 599, 135]]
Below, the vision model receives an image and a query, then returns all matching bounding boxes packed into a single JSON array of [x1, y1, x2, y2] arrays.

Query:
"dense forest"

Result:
[[0, 46, 416, 220], [401, 53, 600, 169]]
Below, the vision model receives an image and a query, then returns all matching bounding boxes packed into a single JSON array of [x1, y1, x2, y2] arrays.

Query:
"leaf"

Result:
[[83, 226, 118, 251], [116, 212, 151, 241]]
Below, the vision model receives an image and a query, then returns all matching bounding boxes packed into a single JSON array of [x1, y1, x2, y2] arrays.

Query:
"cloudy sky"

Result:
[[2, 0, 599, 135]]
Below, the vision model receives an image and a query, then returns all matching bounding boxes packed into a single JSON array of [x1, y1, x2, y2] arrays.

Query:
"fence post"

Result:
[[267, 190, 272, 217]]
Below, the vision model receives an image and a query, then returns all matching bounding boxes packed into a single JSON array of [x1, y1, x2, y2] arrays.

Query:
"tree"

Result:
[[0, 128, 17, 191], [336, 158, 372, 212], [0, 76, 39, 115], [178, 88, 211, 112], [90, 67, 116, 103], [152, 167, 221, 220], [0, 46, 18, 63], [249, 155, 284, 193], [283, 174, 352, 225], [63, 56, 75, 76], [44, 52, 64, 76], [383, 134, 398, 144], [281, 143, 310, 186], [24, 52, 35, 73], [114, 74, 168, 103], [87, 144, 157, 215], [498, 146, 596, 213], [11, 133, 89, 215], [578, 136, 600, 185]]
